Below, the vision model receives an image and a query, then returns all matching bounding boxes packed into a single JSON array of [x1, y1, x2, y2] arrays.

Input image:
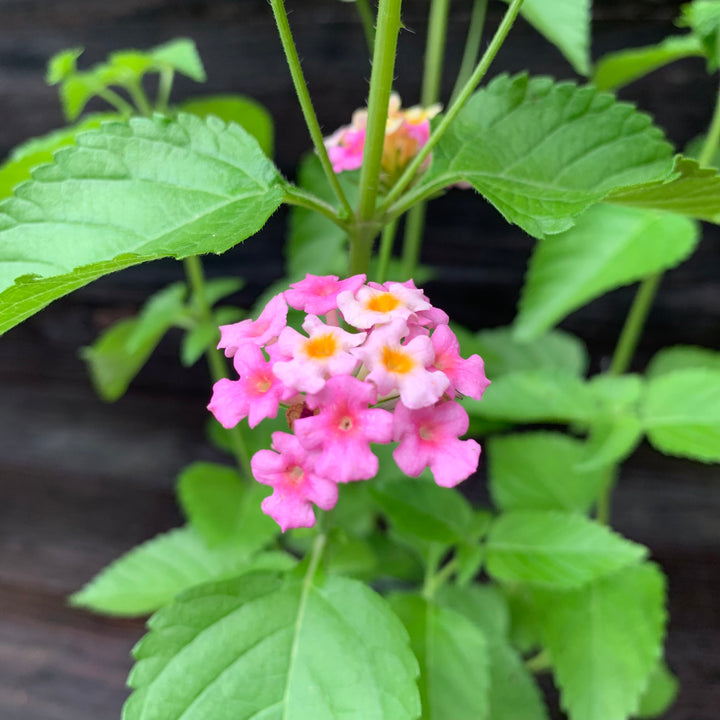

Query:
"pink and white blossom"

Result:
[[273, 315, 365, 393], [217, 293, 288, 358], [294, 375, 393, 483], [393, 401, 481, 487], [338, 281, 432, 330], [356, 319, 449, 409], [251, 432, 338, 531]]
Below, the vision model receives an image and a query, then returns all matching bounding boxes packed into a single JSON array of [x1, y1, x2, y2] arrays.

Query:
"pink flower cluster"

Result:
[[324, 93, 441, 183], [208, 275, 490, 531]]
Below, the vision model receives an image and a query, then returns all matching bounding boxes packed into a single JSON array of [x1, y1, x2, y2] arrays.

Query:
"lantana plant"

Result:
[[1, 1, 720, 719]]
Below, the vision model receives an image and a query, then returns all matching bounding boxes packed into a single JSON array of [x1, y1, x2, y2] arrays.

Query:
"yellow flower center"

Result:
[[382, 346, 415, 374], [339, 416, 353, 432], [366, 292, 400, 314], [256, 377, 271, 393], [288, 465, 304, 484], [304, 333, 338, 359]]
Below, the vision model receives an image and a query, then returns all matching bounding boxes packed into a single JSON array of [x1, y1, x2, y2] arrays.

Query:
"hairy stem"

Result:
[[609, 273, 662, 376], [355, 0, 377, 55], [269, 0, 353, 216], [381, 0, 524, 212], [183, 255, 252, 478], [283, 184, 347, 226], [449, 0, 489, 105]]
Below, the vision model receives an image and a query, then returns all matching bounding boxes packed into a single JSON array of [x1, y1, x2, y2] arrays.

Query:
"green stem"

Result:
[[421, 0, 451, 106], [449, 0, 489, 105], [125, 80, 153, 117], [283, 184, 347, 226], [348, 225, 376, 276], [269, 0, 353, 217], [699, 75, 720, 167], [398, 0, 451, 280], [156, 68, 175, 114], [423, 557, 459, 599], [401, 203, 426, 277], [355, 0, 377, 55], [608, 273, 662, 376], [376, 216, 399, 282], [380, 0, 524, 212], [183, 256, 252, 477], [97, 88, 135, 116], [595, 467, 617, 526], [356, 0, 404, 224]]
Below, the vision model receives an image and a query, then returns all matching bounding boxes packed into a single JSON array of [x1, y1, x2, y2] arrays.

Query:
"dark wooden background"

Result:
[[1, 1, 719, 718]]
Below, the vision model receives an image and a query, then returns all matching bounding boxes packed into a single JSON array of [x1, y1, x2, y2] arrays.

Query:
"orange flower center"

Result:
[[304, 333, 338, 359], [382, 346, 414, 374], [366, 292, 400, 314]]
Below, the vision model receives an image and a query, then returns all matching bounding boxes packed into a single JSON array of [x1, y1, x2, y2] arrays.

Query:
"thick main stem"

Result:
[[183, 256, 252, 477], [380, 0, 524, 211], [269, 0, 353, 216]]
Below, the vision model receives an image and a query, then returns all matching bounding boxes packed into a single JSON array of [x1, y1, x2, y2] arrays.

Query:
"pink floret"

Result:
[[285, 274, 366, 316], [251, 432, 338, 531], [295, 375, 393, 483], [431, 324, 491, 400], [393, 401, 480, 487], [218, 293, 288, 358]]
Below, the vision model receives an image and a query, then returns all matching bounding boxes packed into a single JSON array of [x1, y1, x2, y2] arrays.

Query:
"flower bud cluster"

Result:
[[324, 93, 441, 185], [208, 274, 489, 531]]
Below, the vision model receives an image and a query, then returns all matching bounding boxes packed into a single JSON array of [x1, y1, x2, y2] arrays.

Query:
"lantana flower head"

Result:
[[324, 93, 441, 185], [209, 274, 489, 530]]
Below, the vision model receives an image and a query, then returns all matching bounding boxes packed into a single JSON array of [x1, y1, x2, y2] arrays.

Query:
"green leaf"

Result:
[[678, 0, 720, 70], [504, 0, 590, 75], [535, 564, 667, 720], [454, 324, 588, 379], [181, 321, 218, 366], [389, 593, 490, 720], [370, 477, 474, 545], [486, 511, 647, 589], [81, 282, 186, 401], [176, 462, 279, 551], [46, 47, 84, 84], [324, 532, 377, 578], [437, 585, 550, 720], [125, 573, 421, 720], [581, 415, 644, 470], [635, 661, 678, 718], [593, 35, 705, 91], [0, 114, 115, 200], [0, 113, 284, 335], [608, 157, 720, 222], [127, 282, 187, 352], [180, 95, 274, 157], [81, 316, 163, 402], [287, 153, 358, 278], [150, 37, 206, 81], [465, 370, 597, 424], [70, 527, 295, 616], [646, 344, 720, 378], [488, 432, 608, 513], [685, 132, 720, 169], [642, 368, 720, 462], [515, 205, 699, 339], [423, 74, 674, 239], [60, 72, 107, 120]]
